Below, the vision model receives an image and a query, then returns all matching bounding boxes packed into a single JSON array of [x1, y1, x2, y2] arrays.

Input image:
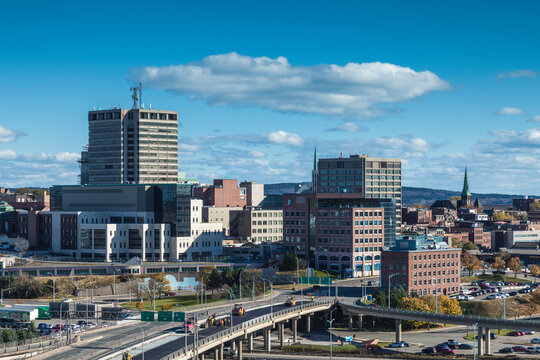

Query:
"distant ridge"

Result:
[[264, 183, 529, 206]]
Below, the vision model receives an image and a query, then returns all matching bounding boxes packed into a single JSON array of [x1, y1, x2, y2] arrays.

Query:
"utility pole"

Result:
[[388, 274, 398, 308], [473, 323, 478, 360], [327, 308, 336, 360]]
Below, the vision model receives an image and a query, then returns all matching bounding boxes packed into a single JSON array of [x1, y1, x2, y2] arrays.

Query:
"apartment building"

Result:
[[381, 235, 461, 296], [230, 208, 283, 242]]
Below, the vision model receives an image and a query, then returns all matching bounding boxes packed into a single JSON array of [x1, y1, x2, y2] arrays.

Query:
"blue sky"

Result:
[[1, 1, 539, 194]]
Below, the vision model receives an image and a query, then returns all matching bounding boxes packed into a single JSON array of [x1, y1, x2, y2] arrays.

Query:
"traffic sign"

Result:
[[300, 277, 309, 284], [320, 277, 332, 285], [157, 311, 173, 322], [141, 311, 154, 322], [174, 311, 185, 322], [309, 277, 319, 284]]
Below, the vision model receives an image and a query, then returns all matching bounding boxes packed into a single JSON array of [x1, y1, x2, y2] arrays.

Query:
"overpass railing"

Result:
[[340, 301, 540, 331], [160, 298, 335, 360]]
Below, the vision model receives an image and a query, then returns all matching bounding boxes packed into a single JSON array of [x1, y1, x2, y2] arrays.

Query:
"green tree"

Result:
[[281, 252, 299, 271], [16, 329, 27, 341], [221, 268, 234, 287], [3, 329, 16, 343], [507, 257, 522, 278], [199, 265, 215, 286], [390, 287, 408, 308], [373, 290, 387, 307], [208, 268, 222, 291], [461, 241, 478, 251], [530, 200, 540, 211], [28, 322, 37, 338]]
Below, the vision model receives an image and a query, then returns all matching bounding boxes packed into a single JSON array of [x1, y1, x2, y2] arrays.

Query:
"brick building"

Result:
[[193, 179, 246, 207], [381, 235, 461, 296]]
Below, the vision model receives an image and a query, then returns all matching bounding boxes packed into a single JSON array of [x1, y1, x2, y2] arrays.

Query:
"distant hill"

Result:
[[264, 183, 527, 206]]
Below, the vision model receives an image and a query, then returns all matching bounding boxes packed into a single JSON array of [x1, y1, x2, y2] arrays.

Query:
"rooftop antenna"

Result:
[[130, 83, 142, 109]]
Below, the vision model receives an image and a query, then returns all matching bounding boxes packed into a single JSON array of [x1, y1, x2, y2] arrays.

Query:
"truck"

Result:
[[11, 305, 51, 320], [0, 308, 38, 321]]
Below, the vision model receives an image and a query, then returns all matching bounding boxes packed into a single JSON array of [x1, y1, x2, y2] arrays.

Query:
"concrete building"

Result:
[[87, 107, 178, 185], [230, 208, 283, 242], [313, 154, 402, 234], [513, 197, 539, 212], [171, 199, 223, 261], [193, 179, 246, 207], [202, 206, 243, 236], [239, 181, 265, 207], [381, 235, 461, 296], [283, 193, 396, 272]]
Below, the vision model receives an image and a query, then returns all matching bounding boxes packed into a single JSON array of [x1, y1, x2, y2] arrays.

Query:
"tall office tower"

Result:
[[87, 91, 178, 185], [315, 154, 402, 234]]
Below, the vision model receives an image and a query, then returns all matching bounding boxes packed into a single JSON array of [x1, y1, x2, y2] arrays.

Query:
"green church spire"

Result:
[[462, 167, 471, 197]]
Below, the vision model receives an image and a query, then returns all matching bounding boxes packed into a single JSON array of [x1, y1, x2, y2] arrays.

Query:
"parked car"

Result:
[[512, 346, 527, 352], [526, 346, 540, 353], [388, 342, 409, 348], [440, 348, 456, 355], [459, 343, 473, 349], [499, 347, 514, 353], [223, 347, 237, 356], [422, 347, 437, 354], [531, 338, 540, 344], [524, 330, 535, 335]]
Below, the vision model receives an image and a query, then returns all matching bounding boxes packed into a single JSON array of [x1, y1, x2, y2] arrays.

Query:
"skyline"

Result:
[[1, 1, 540, 194]]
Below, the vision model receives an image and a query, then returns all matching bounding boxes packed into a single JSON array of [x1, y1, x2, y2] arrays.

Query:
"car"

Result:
[[285, 296, 296, 307], [458, 343, 473, 349], [440, 348, 456, 355], [422, 347, 437, 354], [232, 304, 246, 316], [223, 347, 237, 356], [526, 346, 540, 353], [388, 342, 408, 348], [499, 347, 514, 353], [435, 344, 450, 351], [37, 323, 49, 330], [524, 330, 535, 335], [508, 331, 521, 336], [512, 346, 527, 352], [531, 338, 540, 344], [509, 291, 518, 296]]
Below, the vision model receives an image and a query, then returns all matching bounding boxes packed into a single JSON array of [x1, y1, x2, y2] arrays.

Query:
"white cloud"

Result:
[[248, 150, 266, 158], [497, 69, 538, 80], [531, 115, 540, 122], [0, 125, 24, 143], [496, 107, 525, 116], [130, 52, 449, 120], [54, 152, 79, 162], [0, 149, 17, 160], [266, 130, 304, 146], [326, 122, 366, 132]]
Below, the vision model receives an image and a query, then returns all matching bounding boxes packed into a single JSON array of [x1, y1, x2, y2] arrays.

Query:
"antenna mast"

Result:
[[130, 83, 143, 109]]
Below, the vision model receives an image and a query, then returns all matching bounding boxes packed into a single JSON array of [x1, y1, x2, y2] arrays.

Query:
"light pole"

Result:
[[327, 308, 336, 360], [219, 288, 234, 327], [472, 323, 478, 360], [47, 272, 56, 303], [388, 274, 398, 308], [239, 268, 247, 300], [431, 278, 438, 314], [296, 259, 304, 300], [263, 279, 273, 314], [176, 304, 188, 350], [200, 274, 208, 305], [139, 326, 145, 360], [320, 269, 331, 301]]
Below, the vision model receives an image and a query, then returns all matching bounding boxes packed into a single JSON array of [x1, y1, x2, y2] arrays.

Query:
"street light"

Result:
[[388, 273, 398, 308], [176, 304, 188, 350], [472, 323, 478, 360], [219, 288, 234, 327], [431, 278, 438, 314], [262, 279, 273, 314], [46, 272, 56, 303], [320, 269, 331, 301], [139, 326, 145, 360], [239, 268, 248, 300], [327, 308, 336, 360]]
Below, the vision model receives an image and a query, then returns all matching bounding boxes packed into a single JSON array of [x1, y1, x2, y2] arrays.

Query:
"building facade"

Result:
[[381, 235, 461, 296], [313, 154, 402, 234], [87, 108, 178, 185], [193, 179, 246, 207], [230, 208, 283, 242]]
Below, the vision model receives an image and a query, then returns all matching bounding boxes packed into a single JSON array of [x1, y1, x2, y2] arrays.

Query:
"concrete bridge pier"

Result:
[[485, 328, 491, 355], [348, 316, 353, 331], [219, 343, 224, 360], [292, 318, 298, 343], [264, 328, 271, 352], [248, 333, 254, 352], [236, 338, 243, 360], [477, 327, 484, 356], [214, 347, 219, 360], [358, 315, 363, 330], [200, 354, 205, 360], [306, 314, 311, 333], [278, 322, 285, 347], [395, 319, 402, 343]]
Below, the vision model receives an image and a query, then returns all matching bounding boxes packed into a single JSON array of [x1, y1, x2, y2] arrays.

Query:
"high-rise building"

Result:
[[313, 153, 402, 233], [87, 104, 178, 185]]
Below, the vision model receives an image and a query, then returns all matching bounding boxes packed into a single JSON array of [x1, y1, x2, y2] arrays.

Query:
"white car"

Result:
[[531, 338, 540, 344], [223, 347, 237, 356]]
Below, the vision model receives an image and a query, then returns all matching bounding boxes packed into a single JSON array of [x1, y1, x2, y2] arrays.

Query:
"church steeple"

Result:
[[461, 167, 472, 207]]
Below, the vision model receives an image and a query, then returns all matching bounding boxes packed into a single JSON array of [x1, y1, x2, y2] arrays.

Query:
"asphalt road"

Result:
[[131, 301, 309, 360]]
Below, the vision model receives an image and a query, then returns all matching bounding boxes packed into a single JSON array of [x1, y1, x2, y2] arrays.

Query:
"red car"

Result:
[[512, 346, 527, 352], [508, 331, 523, 336], [440, 348, 456, 355]]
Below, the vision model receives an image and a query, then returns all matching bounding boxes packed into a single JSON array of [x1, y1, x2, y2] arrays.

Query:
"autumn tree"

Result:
[[439, 296, 462, 315], [135, 301, 144, 310], [400, 297, 430, 329], [530, 200, 540, 211], [462, 253, 482, 275], [493, 257, 506, 272], [199, 265, 215, 286], [529, 264, 540, 279], [507, 257, 522, 278]]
